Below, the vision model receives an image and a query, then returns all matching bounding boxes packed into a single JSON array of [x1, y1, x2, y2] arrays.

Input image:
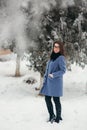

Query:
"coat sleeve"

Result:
[[43, 61, 49, 84], [52, 56, 66, 78]]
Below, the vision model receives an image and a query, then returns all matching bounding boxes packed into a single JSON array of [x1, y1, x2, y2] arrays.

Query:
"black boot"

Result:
[[48, 114, 56, 123], [53, 97, 62, 123], [54, 116, 63, 123], [45, 96, 55, 123], [54, 118, 60, 123]]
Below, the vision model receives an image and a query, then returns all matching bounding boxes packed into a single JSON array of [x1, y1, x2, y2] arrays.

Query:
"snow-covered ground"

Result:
[[0, 54, 87, 130]]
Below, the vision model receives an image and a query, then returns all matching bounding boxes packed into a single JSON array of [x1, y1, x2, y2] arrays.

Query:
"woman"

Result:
[[40, 41, 66, 123]]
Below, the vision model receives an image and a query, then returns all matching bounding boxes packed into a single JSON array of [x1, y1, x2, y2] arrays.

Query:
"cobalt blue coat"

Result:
[[40, 56, 66, 97]]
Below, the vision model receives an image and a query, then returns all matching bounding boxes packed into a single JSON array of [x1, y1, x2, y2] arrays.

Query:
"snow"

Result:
[[0, 54, 87, 130]]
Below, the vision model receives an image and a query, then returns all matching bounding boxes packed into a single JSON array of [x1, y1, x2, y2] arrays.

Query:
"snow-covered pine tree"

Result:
[[27, 0, 87, 84]]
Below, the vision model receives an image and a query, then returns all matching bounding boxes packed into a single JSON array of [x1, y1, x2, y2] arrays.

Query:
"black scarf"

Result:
[[50, 52, 61, 61]]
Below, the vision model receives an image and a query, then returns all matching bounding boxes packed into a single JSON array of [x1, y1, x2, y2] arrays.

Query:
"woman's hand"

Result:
[[48, 74, 53, 78]]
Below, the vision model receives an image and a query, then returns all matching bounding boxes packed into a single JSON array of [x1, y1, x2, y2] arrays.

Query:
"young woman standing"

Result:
[[40, 41, 66, 123]]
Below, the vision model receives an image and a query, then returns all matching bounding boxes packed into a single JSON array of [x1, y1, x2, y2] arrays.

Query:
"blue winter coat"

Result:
[[40, 56, 66, 97]]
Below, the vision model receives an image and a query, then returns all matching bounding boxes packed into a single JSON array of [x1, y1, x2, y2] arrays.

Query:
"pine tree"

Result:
[[28, 0, 87, 80]]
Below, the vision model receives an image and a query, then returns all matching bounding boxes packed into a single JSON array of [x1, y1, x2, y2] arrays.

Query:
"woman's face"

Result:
[[53, 43, 60, 53]]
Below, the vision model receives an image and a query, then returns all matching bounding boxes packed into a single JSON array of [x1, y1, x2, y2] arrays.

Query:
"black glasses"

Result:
[[54, 45, 60, 48]]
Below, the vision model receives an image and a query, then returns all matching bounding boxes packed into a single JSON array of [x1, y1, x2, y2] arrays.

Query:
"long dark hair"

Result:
[[50, 41, 65, 61], [52, 41, 65, 56]]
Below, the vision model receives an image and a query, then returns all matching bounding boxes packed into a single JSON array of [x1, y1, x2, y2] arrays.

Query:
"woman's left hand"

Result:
[[48, 74, 53, 78]]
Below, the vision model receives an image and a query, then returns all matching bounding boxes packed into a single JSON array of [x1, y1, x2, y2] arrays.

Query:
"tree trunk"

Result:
[[35, 73, 43, 91], [39, 73, 43, 89], [15, 54, 21, 77]]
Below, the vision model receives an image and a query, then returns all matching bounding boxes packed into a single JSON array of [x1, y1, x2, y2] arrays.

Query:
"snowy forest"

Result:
[[0, 0, 87, 76], [0, 0, 87, 130]]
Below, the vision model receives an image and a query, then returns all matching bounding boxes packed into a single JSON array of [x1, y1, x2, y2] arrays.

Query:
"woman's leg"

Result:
[[53, 97, 62, 123], [45, 96, 55, 121]]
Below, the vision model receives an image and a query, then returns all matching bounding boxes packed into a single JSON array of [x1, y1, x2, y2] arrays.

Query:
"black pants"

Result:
[[45, 96, 61, 119]]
